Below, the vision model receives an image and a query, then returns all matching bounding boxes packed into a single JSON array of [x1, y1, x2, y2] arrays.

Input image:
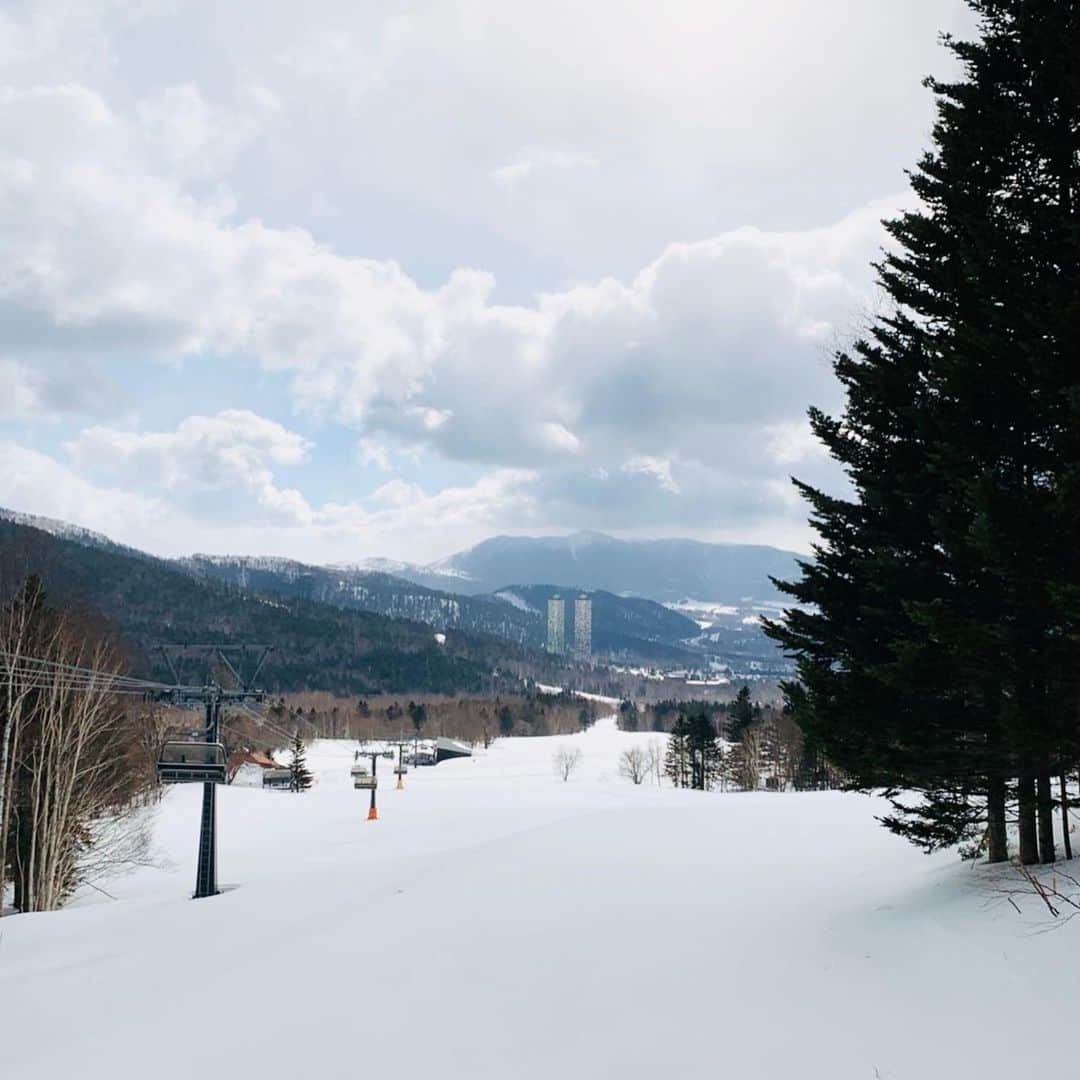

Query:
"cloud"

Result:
[[0, 440, 165, 537], [0, 357, 123, 420], [136, 83, 279, 181], [490, 148, 601, 186], [0, 0, 974, 560], [622, 455, 679, 495], [66, 410, 314, 524], [0, 436, 537, 562], [0, 80, 905, 551]]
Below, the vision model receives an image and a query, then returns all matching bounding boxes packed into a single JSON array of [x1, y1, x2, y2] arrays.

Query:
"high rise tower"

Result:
[[546, 595, 566, 654], [573, 595, 592, 660]]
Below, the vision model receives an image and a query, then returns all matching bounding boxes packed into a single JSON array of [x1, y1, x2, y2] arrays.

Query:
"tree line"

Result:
[[616, 686, 842, 792], [767, 1, 1080, 864]]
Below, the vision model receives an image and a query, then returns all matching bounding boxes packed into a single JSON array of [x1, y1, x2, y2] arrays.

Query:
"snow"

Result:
[[494, 588, 537, 612], [0, 716, 1075, 1080]]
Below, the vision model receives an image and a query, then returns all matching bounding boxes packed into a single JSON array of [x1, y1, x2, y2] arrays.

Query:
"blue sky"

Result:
[[0, 0, 974, 563]]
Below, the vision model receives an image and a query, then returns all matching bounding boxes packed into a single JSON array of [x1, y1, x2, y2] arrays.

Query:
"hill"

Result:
[[493, 584, 701, 659], [183, 556, 701, 661], [180, 554, 538, 645], [0, 509, 782, 667], [366, 530, 802, 603], [0, 519, 524, 695]]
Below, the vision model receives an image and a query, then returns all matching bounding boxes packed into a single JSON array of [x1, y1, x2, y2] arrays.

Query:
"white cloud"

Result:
[[0, 437, 536, 562], [0, 1, 975, 557], [0, 81, 901, 549], [136, 83, 278, 181], [0, 440, 166, 537], [66, 410, 314, 524], [622, 455, 679, 495]]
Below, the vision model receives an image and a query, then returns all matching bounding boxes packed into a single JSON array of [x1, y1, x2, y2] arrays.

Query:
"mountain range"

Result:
[[0, 517, 512, 695], [0, 509, 797, 676], [361, 531, 801, 603]]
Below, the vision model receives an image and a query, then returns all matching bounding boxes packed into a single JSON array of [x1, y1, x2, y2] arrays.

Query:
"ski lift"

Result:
[[354, 775, 378, 790], [350, 764, 370, 778], [157, 741, 228, 785], [381, 749, 394, 759]]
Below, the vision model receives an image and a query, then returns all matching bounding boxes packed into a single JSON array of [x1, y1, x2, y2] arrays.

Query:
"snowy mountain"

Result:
[[0, 509, 789, 665], [0, 506, 148, 560]]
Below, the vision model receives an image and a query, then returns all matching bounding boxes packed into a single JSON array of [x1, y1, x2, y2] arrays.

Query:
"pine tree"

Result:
[[288, 730, 313, 793], [498, 705, 514, 736], [408, 700, 427, 735], [664, 716, 692, 789], [686, 712, 723, 791], [767, 1, 1080, 862], [727, 685, 757, 742]]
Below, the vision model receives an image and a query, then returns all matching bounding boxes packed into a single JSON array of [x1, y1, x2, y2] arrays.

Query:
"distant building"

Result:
[[435, 737, 473, 764], [227, 750, 279, 787], [546, 595, 566, 654], [573, 595, 592, 660]]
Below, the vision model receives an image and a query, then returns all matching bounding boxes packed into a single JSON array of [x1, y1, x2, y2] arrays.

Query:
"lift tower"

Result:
[[153, 645, 272, 899]]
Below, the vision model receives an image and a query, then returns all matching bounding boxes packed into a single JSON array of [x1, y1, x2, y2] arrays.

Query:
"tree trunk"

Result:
[[1018, 769, 1039, 865], [1060, 772, 1072, 861], [1037, 770, 1056, 864], [986, 772, 1008, 863]]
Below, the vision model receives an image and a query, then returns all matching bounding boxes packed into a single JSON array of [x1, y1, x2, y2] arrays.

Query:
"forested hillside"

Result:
[[181, 555, 538, 643], [165, 555, 704, 660], [0, 520, 523, 695]]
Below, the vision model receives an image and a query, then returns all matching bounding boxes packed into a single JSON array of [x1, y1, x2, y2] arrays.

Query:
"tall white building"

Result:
[[573, 595, 592, 660], [546, 595, 566, 654]]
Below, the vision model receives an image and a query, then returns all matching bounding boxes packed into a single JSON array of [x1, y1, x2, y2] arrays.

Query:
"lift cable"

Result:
[[227, 700, 298, 747], [0, 653, 177, 695]]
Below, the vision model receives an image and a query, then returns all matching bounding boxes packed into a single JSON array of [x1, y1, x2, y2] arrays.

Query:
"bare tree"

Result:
[[0, 576, 59, 911], [733, 727, 763, 791], [618, 746, 649, 785], [2, 583, 157, 913], [646, 739, 664, 787], [553, 745, 583, 782]]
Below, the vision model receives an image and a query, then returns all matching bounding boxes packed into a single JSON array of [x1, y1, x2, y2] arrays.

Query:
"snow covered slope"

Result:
[[0, 717, 1074, 1080]]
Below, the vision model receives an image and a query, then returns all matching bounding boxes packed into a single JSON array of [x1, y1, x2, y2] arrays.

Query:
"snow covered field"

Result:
[[0, 715, 1074, 1079]]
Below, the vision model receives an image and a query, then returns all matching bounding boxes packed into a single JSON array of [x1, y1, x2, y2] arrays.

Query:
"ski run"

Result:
[[0, 711, 1074, 1080]]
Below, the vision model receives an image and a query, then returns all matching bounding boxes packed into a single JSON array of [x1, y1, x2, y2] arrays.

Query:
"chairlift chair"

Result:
[[350, 764, 370, 778], [156, 740, 228, 785], [354, 775, 378, 790]]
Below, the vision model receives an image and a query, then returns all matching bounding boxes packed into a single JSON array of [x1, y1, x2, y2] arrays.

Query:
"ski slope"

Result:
[[0, 715, 1076, 1080]]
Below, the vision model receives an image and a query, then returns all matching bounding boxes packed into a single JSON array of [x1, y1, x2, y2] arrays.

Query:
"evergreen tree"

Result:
[[664, 716, 692, 789], [408, 700, 427, 735], [288, 730, 313, 793], [767, 1, 1080, 863], [686, 711, 723, 791], [727, 685, 757, 742], [498, 705, 514, 737]]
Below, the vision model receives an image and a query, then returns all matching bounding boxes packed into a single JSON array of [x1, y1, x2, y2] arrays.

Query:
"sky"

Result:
[[0, 0, 975, 564]]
